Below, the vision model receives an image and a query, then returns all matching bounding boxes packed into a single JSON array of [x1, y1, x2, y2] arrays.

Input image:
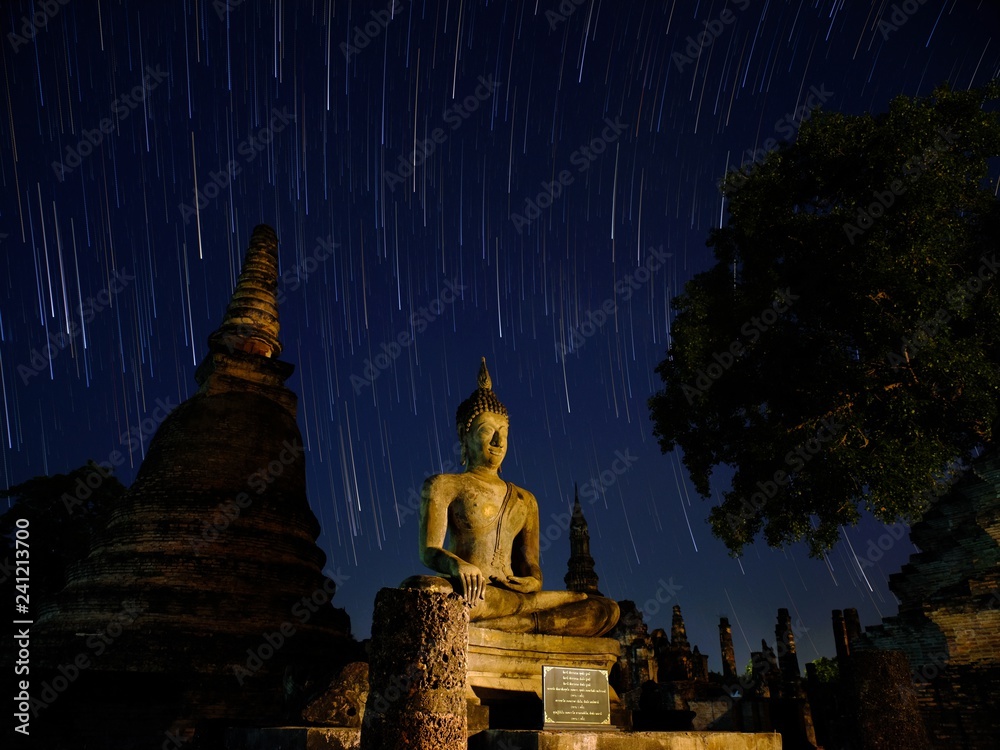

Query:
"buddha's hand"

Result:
[[491, 575, 542, 594], [457, 561, 486, 602]]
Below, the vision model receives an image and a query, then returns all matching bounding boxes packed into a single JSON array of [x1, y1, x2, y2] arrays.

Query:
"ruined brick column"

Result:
[[362, 588, 468, 750], [775, 608, 802, 682], [832, 610, 850, 662], [719, 617, 738, 681], [844, 608, 863, 649]]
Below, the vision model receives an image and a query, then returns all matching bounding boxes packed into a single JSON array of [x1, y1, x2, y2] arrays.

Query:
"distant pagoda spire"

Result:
[[670, 604, 691, 653], [564, 484, 602, 595]]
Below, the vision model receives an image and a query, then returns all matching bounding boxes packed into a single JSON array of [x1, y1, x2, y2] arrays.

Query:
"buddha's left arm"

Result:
[[504, 493, 542, 592]]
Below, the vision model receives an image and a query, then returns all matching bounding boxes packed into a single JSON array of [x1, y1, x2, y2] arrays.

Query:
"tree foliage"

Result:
[[810, 656, 840, 684], [1, 461, 126, 609], [649, 82, 1000, 556]]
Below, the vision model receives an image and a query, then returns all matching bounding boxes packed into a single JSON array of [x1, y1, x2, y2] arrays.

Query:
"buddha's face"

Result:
[[463, 412, 509, 471]]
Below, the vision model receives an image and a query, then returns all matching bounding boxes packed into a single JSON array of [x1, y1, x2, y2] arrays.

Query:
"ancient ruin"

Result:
[[31, 225, 356, 746], [22, 226, 992, 748], [853, 449, 1000, 748], [565, 486, 602, 595]]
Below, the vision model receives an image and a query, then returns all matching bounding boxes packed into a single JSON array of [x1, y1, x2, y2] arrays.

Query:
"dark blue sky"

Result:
[[2, 0, 998, 672]]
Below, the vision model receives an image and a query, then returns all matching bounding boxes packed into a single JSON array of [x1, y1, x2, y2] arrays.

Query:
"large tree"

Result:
[[649, 82, 1000, 556]]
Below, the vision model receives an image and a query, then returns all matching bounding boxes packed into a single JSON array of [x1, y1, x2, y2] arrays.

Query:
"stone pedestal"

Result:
[[469, 730, 783, 749], [361, 588, 468, 750], [466, 626, 626, 729]]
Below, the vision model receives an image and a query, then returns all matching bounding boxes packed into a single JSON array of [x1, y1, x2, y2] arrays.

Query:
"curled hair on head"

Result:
[[455, 357, 509, 464]]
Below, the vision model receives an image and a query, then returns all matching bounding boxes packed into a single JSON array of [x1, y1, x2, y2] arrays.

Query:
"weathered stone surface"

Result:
[[608, 600, 658, 708], [469, 729, 783, 749], [303, 662, 370, 726], [361, 587, 468, 750], [407, 358, 619, 637], [845, 649, 930, 750], [467, 626, 621, 699], [226, 726, 361, 749]]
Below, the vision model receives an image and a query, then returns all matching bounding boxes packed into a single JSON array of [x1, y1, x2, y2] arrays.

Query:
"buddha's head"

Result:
[[456, 358, 509, 469]]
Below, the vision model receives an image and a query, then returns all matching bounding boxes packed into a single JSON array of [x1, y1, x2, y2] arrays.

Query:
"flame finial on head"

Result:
[[456, 357, 509, 439]]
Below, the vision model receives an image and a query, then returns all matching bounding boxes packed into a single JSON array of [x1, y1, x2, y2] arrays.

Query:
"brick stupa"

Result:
[[33, 225, 354, 744], [861, 450, 1000, 748]]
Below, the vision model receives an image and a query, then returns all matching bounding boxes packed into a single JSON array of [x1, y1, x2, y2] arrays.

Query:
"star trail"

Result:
[[2, 0, 998, 669]]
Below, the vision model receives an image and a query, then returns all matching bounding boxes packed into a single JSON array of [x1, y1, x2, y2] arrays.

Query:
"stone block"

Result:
[[302, 662, 369, 726], [467, 626, 621, 699]]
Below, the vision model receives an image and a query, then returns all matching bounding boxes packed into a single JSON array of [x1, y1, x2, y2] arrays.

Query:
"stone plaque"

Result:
[[542, 665, 611, 729]]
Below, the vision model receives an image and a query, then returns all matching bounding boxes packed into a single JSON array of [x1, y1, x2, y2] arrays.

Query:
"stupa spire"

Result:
[[564, 484, 602, 595], [208, 223, 282, 358], [195, 224, 296, 412]]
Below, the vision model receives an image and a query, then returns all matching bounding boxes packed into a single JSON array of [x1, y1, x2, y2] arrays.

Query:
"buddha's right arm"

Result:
[[418, 475, 461, 576], [419, 475, 485, 601]]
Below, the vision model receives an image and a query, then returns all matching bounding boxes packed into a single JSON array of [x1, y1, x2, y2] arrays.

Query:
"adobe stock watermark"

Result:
[[18, 268, 136, 385], [878, 0, 931, 40], [723, 418, 843, 534], [672, 0, 751, 72], [881, 253, 1000, 369], [213, 0, 248, 20], [383, 75, 500, 192], [351, 279, 466, 393], [543, 0, 589, 31], [537, 448, 639, 555], [510, 116, 628, 234], [160, 725, 195, 750], [21, 600, 143, 720], [60, 397, 178, 515], [341, 0, 405, 61], [178, 107, 294, 223], [857, 459, 968, 570], [215, 235, 339, 354], [842, 127, 957, 244], [395, 441, 464, 528], [619, 578, 684, 630], [557, 245, 671, 360], [682, 288, 798, 404], [890, 588, 1000, 705], [52, 66, 169, 182], [192, 438, 307, 551], [721, 84, 834, 192], [365, 662, 424, 716], [233, 570, 350, 685], [7, 0, 71, 53]]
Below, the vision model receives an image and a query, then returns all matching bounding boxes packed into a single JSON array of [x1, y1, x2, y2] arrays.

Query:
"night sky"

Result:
[[2, 0, 998, 673]]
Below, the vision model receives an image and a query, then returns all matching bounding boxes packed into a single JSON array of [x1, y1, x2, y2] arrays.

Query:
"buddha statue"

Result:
[[403, 358, 619, 637]]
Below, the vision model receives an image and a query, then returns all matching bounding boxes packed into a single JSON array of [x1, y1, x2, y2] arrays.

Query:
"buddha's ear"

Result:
[[459, 442, 468, 466]]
